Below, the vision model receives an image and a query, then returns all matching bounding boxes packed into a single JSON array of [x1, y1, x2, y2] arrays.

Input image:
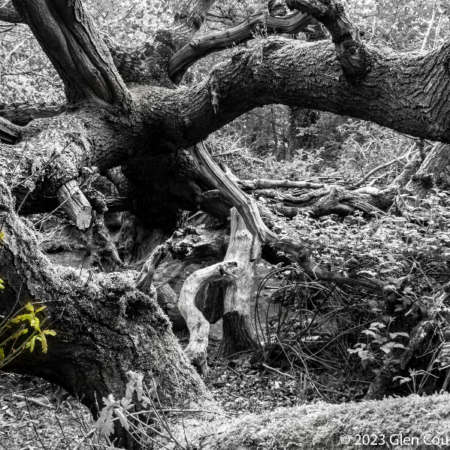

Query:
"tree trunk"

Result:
[[0, 181, 208, 449], [219, 209, 260, 357], [406, 143, 450, 198]]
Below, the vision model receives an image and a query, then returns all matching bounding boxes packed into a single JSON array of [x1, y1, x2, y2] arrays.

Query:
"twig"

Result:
[[351, 159, 401, 189], [73, 429, 96, 450], [25, 397, 49, 450], [55, 414, 71, 449], [262, 363, 296, 379], [13, 393, 54, 409], [160, 408, 225, 414]]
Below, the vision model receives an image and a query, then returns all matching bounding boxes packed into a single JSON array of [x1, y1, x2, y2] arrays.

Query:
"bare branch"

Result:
[[239, 179, 324, 190], [0, 116, 22, 144], [0, 102, 66, 126], [190, 142, 383, 294], [169, 10, 313, 83]]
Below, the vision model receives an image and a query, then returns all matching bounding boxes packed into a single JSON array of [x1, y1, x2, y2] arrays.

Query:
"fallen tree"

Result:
[[1, 0, 450, 447]]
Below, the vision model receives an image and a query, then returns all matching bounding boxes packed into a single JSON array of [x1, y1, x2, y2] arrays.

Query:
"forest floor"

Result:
[[0, 262, 361, 449], [0, 340, 356, 450]]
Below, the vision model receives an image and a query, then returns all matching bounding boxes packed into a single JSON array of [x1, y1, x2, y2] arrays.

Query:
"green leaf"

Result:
[[10, 313, 33, 324], [38, 333, 48, 353], [43, 330, 56, 336], [26, 336, 36, 353]]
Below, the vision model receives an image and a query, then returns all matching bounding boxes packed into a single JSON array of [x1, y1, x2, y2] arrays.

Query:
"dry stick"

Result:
[[12, 393, 54, 409], [350, 159, 402, 189], [54, 414, 71, 449], [262, 363, 296, 380], [421, 1, 437, 51], [25, 397, 49, 450], [73, 429, 96, 450]]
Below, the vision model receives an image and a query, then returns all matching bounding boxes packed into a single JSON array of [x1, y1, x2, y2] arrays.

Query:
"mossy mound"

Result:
[[194, 393, 450, 449]]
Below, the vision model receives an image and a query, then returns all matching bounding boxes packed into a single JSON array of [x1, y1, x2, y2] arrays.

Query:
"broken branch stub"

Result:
[[178, 260, 238, 375], [56, 180, 92, 230], [179, 208, 261, 373]]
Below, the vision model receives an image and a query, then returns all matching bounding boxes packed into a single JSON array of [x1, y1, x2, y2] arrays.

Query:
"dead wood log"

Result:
[[178, 208, 261, 374], [56, 180, 92, 230]]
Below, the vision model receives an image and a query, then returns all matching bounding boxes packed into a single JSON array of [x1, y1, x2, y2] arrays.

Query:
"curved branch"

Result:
[[169, 10, 313, 83], [152, 37, 450, 148], [190, 142, 383, 294], [287, 0, 368, 78], [0, 116, 22, 144], [11, 0, 131, 108]]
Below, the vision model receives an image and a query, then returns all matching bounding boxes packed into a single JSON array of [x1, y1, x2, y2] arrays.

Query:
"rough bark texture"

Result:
[[406, 143, 450, 198], [11, 0, 131, 107]]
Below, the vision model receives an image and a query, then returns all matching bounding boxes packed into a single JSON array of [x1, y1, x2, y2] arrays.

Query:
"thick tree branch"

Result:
[[149, 37, 450, 148], [11, 0, 131, 107], [169, 10, 313, 83], [0, 116, 22, 144]]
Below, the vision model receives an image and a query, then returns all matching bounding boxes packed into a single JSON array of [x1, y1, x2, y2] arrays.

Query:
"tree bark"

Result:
[[0, 180, 209, 447], [406, 143, 450, 198]]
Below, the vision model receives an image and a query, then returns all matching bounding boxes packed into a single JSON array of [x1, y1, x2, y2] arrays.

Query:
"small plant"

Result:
[[0, 302, 56, 369], [91, 371, 190, 449]]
